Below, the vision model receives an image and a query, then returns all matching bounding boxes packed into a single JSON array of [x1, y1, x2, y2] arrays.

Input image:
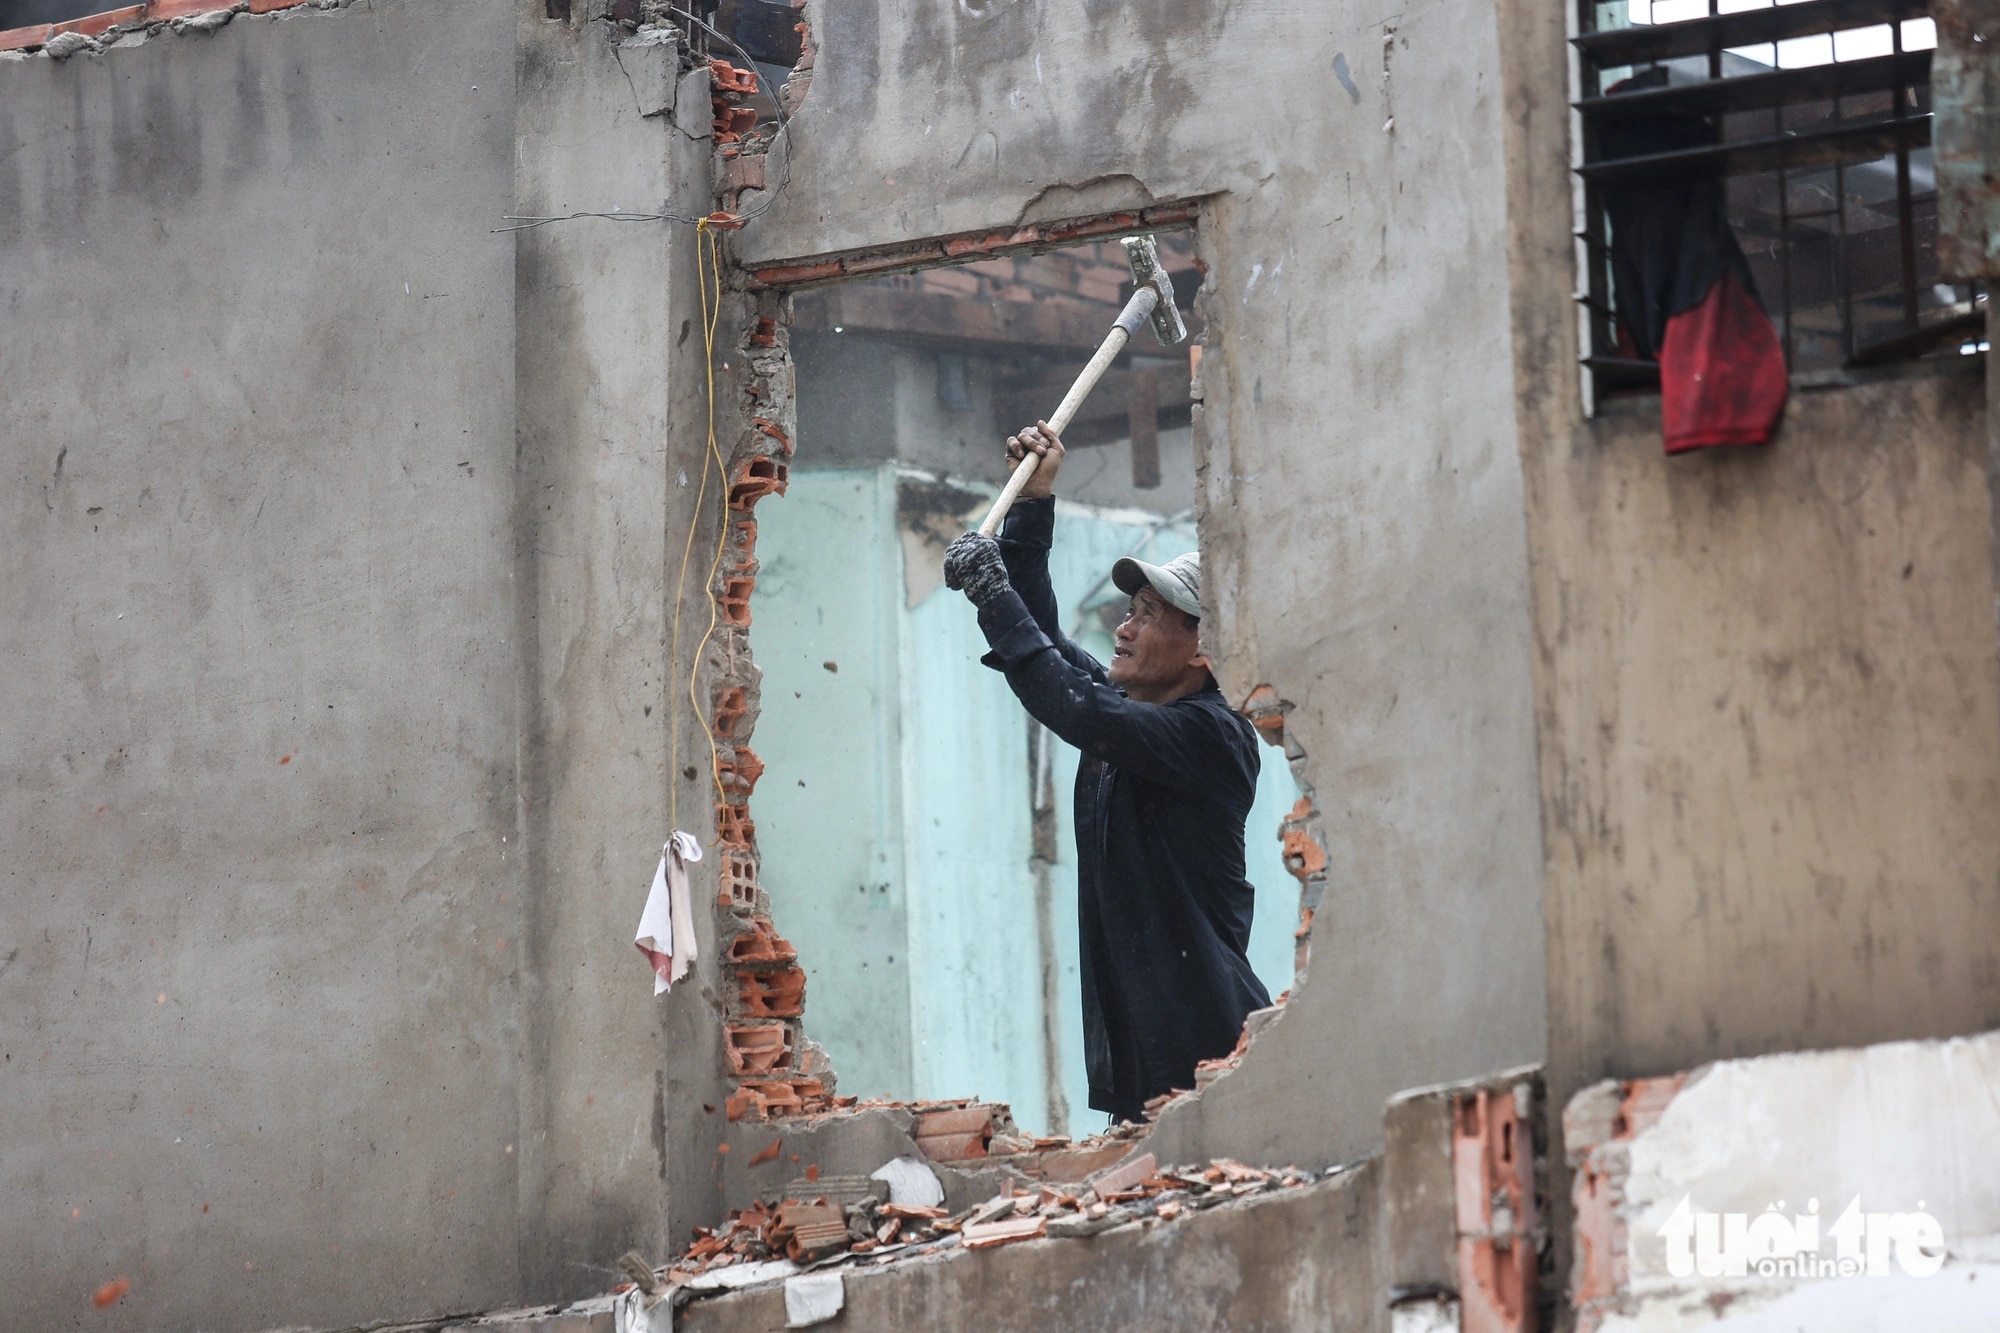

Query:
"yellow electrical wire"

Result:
[[668, 219, 733, 835]]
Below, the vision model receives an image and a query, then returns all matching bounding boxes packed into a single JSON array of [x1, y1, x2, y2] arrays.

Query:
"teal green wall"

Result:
[[752, 467, 1300, 1137]]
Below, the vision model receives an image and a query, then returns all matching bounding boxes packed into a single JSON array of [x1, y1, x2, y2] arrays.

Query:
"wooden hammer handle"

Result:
[[975, 287, 1158, 538]]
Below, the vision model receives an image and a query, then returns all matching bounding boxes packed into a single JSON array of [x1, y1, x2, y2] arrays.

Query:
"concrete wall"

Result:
[[1494, 0, 2000, 1131], [1565, 1030, 2000, 1331], [734, 0, 1550, 1170], [0, 3, 727, 1327], [513, 5, 728, 1302]]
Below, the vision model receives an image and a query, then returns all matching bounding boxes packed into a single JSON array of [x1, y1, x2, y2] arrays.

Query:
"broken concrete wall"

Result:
[[0, 1, 732, 1326], [416, 1065, 1545, 1333], [1565, 1030, 2000, 1330], [733, 0, 1549, 1170]]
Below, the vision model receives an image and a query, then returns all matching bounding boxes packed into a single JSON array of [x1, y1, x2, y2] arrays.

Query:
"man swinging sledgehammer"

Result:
[[942, 422, 1271, 1127]]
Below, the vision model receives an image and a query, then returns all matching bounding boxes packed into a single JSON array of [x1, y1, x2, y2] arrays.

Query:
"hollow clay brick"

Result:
[[712, 686, 747, 738], [914, 1131, 988, 1163], [729, 456, 788, 510], [720, 574, 754, 627], [736, 964, 805, 1017], [726, 918, 798, 966], [724, 1023, 793, 1075], [915, 1105, 993, 1139]]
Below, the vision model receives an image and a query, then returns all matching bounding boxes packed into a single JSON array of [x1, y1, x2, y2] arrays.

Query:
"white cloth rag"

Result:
[[636, 831, 702, 994]]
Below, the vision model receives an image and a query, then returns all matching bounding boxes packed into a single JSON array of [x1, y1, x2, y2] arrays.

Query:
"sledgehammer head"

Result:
[[1120, 235, 1188, 347]]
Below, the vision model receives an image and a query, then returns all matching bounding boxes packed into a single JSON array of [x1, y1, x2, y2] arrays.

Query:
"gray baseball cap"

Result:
[[1111, 549, 1201, 620]]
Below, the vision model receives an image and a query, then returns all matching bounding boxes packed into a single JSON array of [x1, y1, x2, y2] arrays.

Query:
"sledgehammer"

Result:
[[973, 235, 1189, 537]]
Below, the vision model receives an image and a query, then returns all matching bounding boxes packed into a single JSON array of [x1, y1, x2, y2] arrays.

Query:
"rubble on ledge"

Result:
[[621, 1152, 1349, 1322]]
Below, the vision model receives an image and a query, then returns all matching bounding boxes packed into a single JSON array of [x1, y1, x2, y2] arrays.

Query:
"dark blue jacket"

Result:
[[976, 498, 1271, 1122]]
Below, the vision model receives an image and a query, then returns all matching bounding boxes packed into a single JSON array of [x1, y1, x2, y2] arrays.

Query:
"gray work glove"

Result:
[[943, 532, 1011, 608]]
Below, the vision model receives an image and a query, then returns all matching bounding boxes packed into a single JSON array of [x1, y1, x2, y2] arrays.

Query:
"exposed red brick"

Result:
[[750, 417, 791, 454], [720, 574, 754, 627], [247, 0, 302, 11], [1241, 684, 1288, 743], [712, 685, 748, 738], [1279, 797, 1327, 881], [943, 232, 1012, 258], [1453, 1087, 1536, 1333], [726, 917, 798, 966], [961, 1214, 1045, 1249], [749, 260, 845, 286], [1085, 1152, 1158, 1197], [1571, 1154, 1624, 1312], [727, 1076, 827, 1120], [716, 800, 755, 850], [728, 455, 788, 510], [736, 964, 805, 1017], [719, 745, 764, 799], [725, 515, 758, 573], [0, 22, 51, 49], [1044, 211, 1139, 243], [712, 105, 757, 139], [717, 851, 759, 911], [724, 1023, 793, 1075], [916, 1105, 993, 1139], [147, 0, 230, 19], [777, 1201, 847, 1260], [708, 58, 757, 94], [749, 316, 779, 348], [723, 156, 766, 198], [747, 1137, 782, 1166], [842, 246, 944, 277], [1612, 1073, 1686, 1139], [703, 209, 746, 231], [54, 5, 144, 36]]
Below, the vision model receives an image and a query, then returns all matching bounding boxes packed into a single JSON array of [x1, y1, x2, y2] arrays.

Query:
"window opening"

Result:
[[1574, 0, 1984, 399], [746, 233, 1309, 1138]]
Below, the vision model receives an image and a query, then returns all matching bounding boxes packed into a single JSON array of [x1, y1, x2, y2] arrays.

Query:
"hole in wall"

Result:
[[728, 227, 1319, 1140]]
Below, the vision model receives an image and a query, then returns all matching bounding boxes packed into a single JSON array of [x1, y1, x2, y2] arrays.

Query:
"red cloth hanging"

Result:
[[1657, 270, 1788, 454]]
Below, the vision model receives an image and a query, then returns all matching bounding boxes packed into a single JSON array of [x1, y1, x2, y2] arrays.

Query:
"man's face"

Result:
[[1108, 587, 1206, 701]]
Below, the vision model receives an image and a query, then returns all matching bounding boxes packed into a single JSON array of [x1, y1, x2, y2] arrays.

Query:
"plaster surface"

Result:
[[734, 0, 1551, 1171], [1, 3, 730, 1326], [1495, 0, 2000, 1295], [0, 3, 520, 1328]]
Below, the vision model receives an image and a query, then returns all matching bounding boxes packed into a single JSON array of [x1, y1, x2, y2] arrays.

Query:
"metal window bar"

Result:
[[1571, 0, 1955, 397]]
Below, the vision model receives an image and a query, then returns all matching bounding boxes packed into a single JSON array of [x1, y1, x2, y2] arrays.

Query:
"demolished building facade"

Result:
[[3, 0, 1998, 1328]]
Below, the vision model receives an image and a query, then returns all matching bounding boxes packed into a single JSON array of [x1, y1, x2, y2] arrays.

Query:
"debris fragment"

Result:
[[1085, 1151, 1157, 1198], [91, 1278, 129, 1309], [617, 1250, 666, 1296], [783, 1270, 845, 1327], [657, 1149, 1334, 1303], [868, 1155, 944, 1208], [960, 1213, 1047, 1249]]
